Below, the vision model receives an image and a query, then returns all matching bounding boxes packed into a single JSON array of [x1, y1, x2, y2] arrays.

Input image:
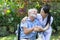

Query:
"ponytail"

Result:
[[42, 4, 51, 26], [45, 12, 51, 26]]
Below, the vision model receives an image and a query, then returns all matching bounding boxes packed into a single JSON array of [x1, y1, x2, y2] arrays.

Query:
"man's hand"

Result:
[[37, 26, 44, 32], [33, 26, 44, 32], [33, 27, 40, 32], [21, 16, 28, 23]]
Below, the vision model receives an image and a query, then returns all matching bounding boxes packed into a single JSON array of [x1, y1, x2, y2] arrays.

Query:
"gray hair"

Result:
[[28, 8, 37, 18], [28, 8, 37, 14]]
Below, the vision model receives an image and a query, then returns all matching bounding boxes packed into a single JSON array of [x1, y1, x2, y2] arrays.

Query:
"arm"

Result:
[[34, 26, 44, 32], [33, 24, 49, 32], [33, 17, 53, 32], [23, 27, 34, 34], [43, 17, 53, 31], [21, 22, 34, 35], [21, 16, 28, 23], [43, 23, 50, 31]]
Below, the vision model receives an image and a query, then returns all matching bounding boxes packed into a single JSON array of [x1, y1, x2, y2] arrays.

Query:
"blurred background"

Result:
[[0, 0, 60, 40]]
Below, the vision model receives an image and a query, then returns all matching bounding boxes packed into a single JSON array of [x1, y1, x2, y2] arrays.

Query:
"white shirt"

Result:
[[37, 14, 53, 28]]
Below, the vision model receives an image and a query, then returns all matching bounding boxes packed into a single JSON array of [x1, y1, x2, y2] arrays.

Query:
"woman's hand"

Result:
[[33, 26, 44, 32], [37, 27, 44, 32], [43, 23, 50, 31], [21, 16, 28, 23], [33, 27, 40, 32]]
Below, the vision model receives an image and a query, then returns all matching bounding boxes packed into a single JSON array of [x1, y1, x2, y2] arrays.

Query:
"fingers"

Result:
[[34, 27, 44, 32], [33, 27, 40, 32], [21, 16, 28, 23]]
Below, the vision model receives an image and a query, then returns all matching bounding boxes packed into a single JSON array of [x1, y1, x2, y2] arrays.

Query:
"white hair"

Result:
[[32, 8, 37, 12], [28, 8, 37, 15], [28, 9, 33, 14], [28, 8, 37, 18]]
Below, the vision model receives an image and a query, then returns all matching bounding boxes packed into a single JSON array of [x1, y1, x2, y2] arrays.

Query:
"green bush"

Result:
[[0, 26, 9, 36], [0, 0, 60, 36]]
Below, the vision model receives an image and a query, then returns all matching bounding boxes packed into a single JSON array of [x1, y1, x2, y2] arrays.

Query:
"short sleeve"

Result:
[[20, 22, 28, 28], [50, 16, 53, 25], [36, 20, 43, 27]]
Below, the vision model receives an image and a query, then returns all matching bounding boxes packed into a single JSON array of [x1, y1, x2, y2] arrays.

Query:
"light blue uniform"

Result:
[[36, 14, 53, 40], [20, 17, 42, 40]]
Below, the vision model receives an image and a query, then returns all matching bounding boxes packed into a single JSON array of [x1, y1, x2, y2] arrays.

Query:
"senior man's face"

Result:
[[30, 16, 35, 21], [34, 11, 37, 15], [30, 16, 36, 21], [29, 13, 36, 21], [32, 10, 37, 17]]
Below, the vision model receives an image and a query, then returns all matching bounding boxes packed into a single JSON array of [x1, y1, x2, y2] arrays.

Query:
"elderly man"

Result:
[[20, 8, 43, 40]]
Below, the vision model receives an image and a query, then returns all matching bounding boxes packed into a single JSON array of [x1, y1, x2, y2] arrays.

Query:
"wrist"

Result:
[[31, 28, 34, 31], [43, 28, 46, 31]]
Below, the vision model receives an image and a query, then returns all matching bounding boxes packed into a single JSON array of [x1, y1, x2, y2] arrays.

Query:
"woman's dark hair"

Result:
[[42, 4, 51, 26]]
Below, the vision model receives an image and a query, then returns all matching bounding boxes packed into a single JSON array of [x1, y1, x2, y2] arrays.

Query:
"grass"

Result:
[[0, 34, 60, 40], [0, 34, 16, 40], [51, 35, 60, 40]]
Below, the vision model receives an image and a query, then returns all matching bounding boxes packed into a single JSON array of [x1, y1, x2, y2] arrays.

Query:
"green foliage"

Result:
[[0, 26, 9, 36], [0, 0, 22, 36], [0, 0, 60, 36], [0, 34, 60, 40], [50, 9, 60, 33]]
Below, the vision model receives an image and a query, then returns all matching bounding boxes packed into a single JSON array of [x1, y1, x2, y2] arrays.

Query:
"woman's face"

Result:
[[40, 8, 48, 18]]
